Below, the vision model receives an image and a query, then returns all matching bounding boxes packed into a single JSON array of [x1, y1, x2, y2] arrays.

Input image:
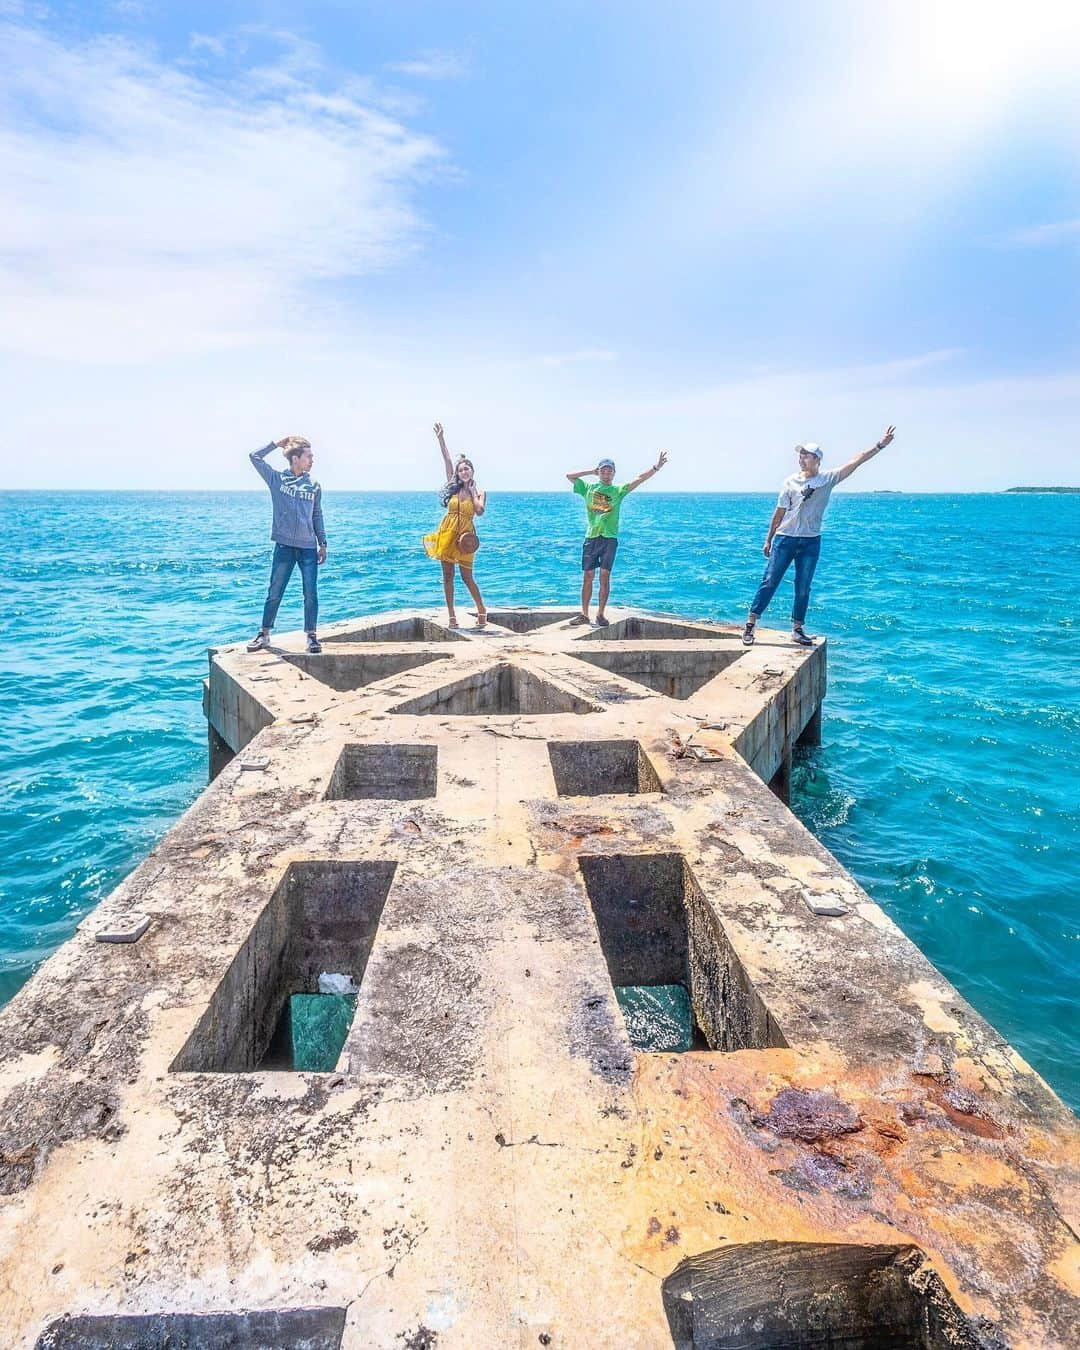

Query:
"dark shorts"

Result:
[[582, 536, 618, 573]]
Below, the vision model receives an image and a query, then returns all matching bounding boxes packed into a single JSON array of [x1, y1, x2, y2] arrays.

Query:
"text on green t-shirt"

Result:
[[573, 478, 627, 539]]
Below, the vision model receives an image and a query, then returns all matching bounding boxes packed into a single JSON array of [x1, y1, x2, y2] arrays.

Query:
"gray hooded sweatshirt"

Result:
[[250, 443, 327, 549]]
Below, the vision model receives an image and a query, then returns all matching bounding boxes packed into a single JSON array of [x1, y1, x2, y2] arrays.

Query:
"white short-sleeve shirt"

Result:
[[775, 468, 843, 538]]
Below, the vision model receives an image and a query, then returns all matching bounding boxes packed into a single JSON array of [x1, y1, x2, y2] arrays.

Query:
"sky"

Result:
[[2, 0, 1078, 491]]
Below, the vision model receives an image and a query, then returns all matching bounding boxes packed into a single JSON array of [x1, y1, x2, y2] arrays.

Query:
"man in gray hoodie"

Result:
[[246, 436, 327, 654]]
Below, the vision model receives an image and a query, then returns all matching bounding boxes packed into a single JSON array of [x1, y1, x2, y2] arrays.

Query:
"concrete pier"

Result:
[[1, 608, 1077, 1348]]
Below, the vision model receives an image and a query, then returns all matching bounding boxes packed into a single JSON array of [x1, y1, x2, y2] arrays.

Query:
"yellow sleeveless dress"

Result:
[[423, 492, 478, 567]]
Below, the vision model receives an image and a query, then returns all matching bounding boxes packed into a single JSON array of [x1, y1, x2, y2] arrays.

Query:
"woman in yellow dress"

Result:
[[423, 422, 487, 629]]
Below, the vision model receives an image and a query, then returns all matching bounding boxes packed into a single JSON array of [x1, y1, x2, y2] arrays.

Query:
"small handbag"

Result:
[[455, 495, 480, 555]]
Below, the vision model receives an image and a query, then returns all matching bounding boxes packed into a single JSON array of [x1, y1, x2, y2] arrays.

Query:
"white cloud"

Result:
[[110, 0, 152, 18], [6, 336, 1077, 491], [656, 0, 1080, 252], [0, 21, 445, 361], [188, 32, 229, 59], [538, 349, 617, 368], [1004, 219, 1080, 248], [387, 49, 468, 81], [2, 7, 1077, 490]]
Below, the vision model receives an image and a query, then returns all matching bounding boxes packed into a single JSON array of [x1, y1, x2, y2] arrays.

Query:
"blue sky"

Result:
[[2, 0, 1078, 489]]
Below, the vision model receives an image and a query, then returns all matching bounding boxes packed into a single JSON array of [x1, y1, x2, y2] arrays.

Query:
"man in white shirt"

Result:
[[742, 427, 896, 647]]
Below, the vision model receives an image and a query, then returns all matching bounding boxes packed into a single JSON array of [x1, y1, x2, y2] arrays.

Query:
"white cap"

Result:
[[796, 443, 822, 459]]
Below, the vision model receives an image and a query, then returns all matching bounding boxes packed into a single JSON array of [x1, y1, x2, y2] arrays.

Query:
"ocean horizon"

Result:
[[3, 488, 1077, 1111], [7, 486, 1077, 495]]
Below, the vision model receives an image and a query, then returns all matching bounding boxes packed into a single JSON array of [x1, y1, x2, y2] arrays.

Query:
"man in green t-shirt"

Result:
[[566, 450, 669, 626]]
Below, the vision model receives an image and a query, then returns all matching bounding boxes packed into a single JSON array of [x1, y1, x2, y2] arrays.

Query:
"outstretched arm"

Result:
[[566, 465, 599, 482], [624, 449, 669, 494], [836, 426, 896, 483], [433, 422, 454, 481]]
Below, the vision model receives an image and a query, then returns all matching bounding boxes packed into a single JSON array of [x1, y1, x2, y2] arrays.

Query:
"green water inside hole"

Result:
[[614, 983, 696, 1052], [262, 993, 356, 1071]]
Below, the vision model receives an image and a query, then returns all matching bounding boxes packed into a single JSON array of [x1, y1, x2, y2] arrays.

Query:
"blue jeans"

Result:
[[749, 534, 821, 626], [260, 543, 319, 633]]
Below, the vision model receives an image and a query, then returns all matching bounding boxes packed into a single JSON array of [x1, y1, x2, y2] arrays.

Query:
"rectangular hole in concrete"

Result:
[[170, 861, 395, 1073], [578, 854, 785, 1053], [570, 649, 742, 699], [326, 744, 437, 800], [548, 740, 662, 796], [36, 1307, 347, 1350], [280, 650, 448, 692], [586, 617, 730, 642], [486, 609, 580, 633], [390, 663, 599, 716], [662, 1241, 982, 1350], [332, 617, 464, 642]]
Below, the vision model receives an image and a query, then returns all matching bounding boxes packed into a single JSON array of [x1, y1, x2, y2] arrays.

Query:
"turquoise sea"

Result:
[[2, 490, 1077, 1109]]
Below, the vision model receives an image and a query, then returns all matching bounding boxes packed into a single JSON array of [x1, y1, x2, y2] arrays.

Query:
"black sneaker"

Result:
[[741, 623, 756, 646], [247, 632, 270, 652], [568, 613, 590, 626], [306, 634, 322, 654], [791, 626, 815, 647], [594, 614, 610, 628]]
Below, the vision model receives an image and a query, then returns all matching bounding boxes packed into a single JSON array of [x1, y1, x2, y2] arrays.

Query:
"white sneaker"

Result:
[[247, 632, 270, 652]]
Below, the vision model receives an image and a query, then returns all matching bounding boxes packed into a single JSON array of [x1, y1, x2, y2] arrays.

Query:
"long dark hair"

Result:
[[439, 456, 475, 507]]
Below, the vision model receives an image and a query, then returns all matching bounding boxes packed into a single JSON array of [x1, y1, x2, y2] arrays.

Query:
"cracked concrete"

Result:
[[0, 606, 1077, 1348]]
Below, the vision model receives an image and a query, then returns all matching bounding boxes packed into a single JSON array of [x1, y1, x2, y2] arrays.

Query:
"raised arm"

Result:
[[835, 426, 896, 483], [249, 440, 280, 485], [566, 465, 599, 483], [624, 449, 669, 494], [433, 422, 454, 481]]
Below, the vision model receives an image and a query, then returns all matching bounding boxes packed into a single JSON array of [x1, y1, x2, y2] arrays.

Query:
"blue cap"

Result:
[[598, 457, 616, 469]]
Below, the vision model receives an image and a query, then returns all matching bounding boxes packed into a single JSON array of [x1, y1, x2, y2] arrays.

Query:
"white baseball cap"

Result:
[[795, 443, 822, 459]]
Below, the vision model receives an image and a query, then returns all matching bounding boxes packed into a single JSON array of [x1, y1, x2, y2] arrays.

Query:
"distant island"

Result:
[[1005, 486, 1080, 494]]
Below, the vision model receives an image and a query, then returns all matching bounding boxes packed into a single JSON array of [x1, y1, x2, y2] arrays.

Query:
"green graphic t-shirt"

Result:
[[574, 477, 628, 539]]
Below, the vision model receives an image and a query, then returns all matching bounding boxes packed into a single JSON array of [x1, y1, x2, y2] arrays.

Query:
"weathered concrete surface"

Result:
[[0, 607, 1077, 1348]]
